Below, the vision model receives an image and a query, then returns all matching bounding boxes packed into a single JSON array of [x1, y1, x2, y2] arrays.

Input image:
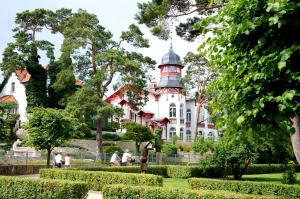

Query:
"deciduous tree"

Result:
[[199, 0, 300, 164]]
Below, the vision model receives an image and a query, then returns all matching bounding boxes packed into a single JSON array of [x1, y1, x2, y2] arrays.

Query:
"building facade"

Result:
[[105, 47, 218, 141]]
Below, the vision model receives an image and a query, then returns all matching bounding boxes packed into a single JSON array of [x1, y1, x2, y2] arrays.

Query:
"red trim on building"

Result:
[[208, 124, 215, 129], [160, 72, 181, 76], [197, 123, 205, 128], [0, 95, 17, 103]]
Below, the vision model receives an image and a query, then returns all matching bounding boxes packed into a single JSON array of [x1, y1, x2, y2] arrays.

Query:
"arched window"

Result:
[[169, 127, 176, 140], [169, 103, 176, 117], [186, 130, 192, 141], [186, 109, 191, 121], [180, 104, 184, 118], [180, 128, 184, 140], [208, 131, 214, 138]]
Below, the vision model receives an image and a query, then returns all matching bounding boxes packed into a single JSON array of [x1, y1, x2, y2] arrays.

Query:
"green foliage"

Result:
[[192, 137, 215, 154], [78, 165, 168, 177], [162, 143, 177, 156], [245, 164, 300, 175], [102, 133, 120, 141], [135, 0, 221, 40], [103, 146, 123, 154], [25, 108, 85, 166], [167, 165, 223, 179], [0, 102, 19, 142], [25, 45, 48, 111], [103, 184, 271, 199], [123, 122, 154, 153], [40, 169, 163, 191], [282, 165, 297, 185], [189, 177, 300, 197], [0, 176, 88, 199], [201, 0, 300, 155], [154, 129, 163, 152]]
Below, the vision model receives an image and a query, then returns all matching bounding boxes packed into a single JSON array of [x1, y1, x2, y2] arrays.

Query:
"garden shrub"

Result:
[[0, 176, 88, 199], [0, 164, 46, 175], [162, 144, 177, 156], [103, 184, 275, 199], [189, 178, 300, 197], [102, 133, 121, 141], [103, 145, 124, 154], [282, 166, 297, 185], [40, 168, 163, 191]]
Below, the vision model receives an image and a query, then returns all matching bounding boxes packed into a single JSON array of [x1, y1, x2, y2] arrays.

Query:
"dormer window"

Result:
[[11, 82, 15, 93]]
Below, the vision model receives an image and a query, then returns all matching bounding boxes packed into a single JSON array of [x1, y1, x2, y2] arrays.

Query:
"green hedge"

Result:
[[189, 178, 300, 198], [40, 169, 162, 191], [103, 184, 275, 199], [244, 164, 300, 175], [0, 165, 46, 175], [0, 176, 88, 199], [167, 165, 224, 178], [77, 165, 224, 178], [78, 165, 168, 177]]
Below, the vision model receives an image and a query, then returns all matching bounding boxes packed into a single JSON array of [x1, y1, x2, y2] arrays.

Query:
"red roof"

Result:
[[15, 69, 31, 83], [0, 95, 17, 103], [105, 85, 131, 103]]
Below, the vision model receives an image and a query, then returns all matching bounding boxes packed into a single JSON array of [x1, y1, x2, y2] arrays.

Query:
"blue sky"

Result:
[[0, 0, 200, 83]]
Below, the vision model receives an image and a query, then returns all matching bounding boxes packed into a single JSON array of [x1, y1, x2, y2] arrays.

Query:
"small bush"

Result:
[[189, 178, 300, 197], [103, 146, 124, 154], [103, 184, 274, 199], [162, 144, 177, 156], [102, 133, 121, 141], [282, 166, 297, 184], [0, 176, 88, 199], [40, 168, 163, 191]]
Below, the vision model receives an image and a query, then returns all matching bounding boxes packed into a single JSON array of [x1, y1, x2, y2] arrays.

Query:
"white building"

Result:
[[105, 47, 218, 141], [0, 69, 30, 123]]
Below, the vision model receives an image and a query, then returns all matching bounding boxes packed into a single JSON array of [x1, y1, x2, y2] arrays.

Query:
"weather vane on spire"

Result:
[[170, 20, 174, 50]]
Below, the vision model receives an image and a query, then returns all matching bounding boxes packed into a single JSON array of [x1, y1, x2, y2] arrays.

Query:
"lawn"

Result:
[[241, 173, 300, 184], [163, 178, 189, 189], [163, 173, 300, 189]]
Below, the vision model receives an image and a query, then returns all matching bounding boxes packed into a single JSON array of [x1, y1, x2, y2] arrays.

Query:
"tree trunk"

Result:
[[46, 148, 52, 168], [193, 102, 201, 142], [156, 152, 162, 165], [291, 115, 300, 165], [96, 118, 103, 160]]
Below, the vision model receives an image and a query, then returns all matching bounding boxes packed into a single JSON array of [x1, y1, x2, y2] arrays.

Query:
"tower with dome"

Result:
[[105, 46, 218, 141]]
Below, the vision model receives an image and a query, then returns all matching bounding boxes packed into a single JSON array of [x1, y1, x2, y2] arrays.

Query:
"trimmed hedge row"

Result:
[[78, 165, 168, 177], [76, 164, 299, 179], [40, 169, 163, 191], [0, 165, 47, 175], [0, 176, 88, 199], [188, 178, 300, 198], [245, 164, 300, 175], [102, 184, 276, 199], [77, 165, 224, 178]]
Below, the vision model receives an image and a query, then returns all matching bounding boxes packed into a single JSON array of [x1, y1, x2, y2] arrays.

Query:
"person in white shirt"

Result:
[[64, 153, 71, 168], [110, 151, 120, 166], [121, 149, 132, 166], [54, 153, 62, 168]]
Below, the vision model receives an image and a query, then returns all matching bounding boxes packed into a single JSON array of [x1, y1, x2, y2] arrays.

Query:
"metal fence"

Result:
[[0, 148, 202, 166]]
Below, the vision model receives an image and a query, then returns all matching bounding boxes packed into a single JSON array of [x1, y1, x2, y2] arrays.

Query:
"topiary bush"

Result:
[[0, 176, 88, 199], [40, 168, 163, 191]]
